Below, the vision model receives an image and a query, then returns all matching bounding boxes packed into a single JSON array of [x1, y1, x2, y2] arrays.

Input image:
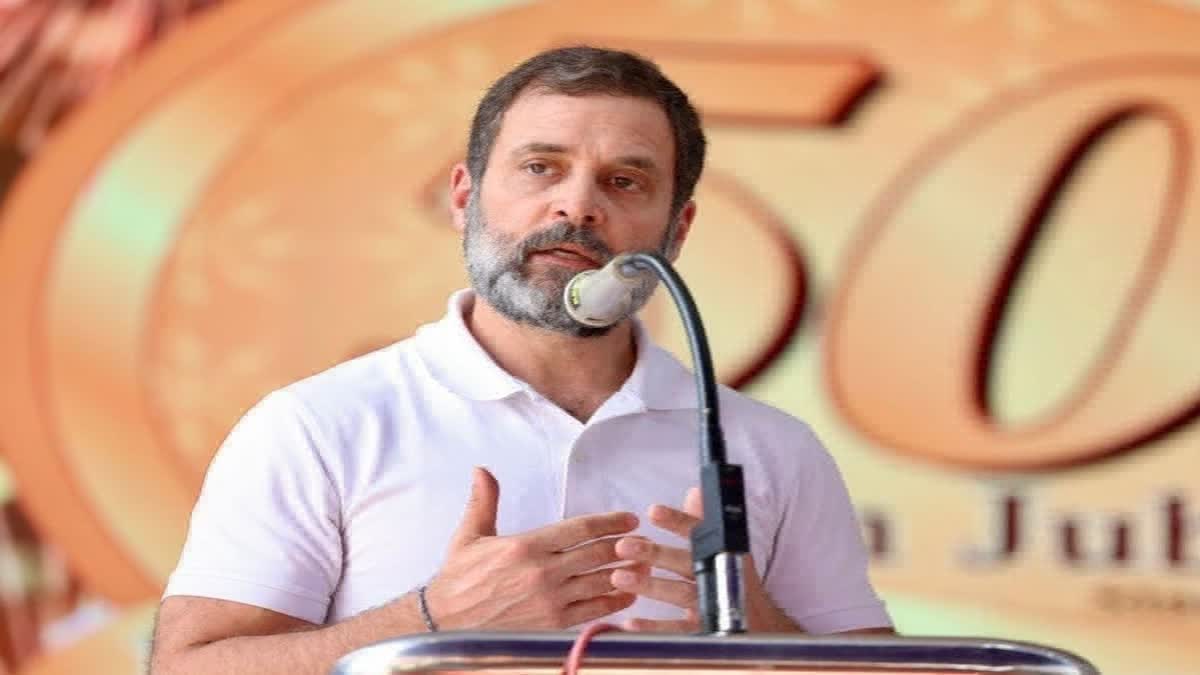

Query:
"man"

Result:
[[149, 45, 893, 675]]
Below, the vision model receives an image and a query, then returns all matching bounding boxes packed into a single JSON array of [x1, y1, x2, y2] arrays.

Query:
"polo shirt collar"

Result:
[[414, 289, 698, 411], [621, 322, 698, 412], [413, 290, 525, 401]]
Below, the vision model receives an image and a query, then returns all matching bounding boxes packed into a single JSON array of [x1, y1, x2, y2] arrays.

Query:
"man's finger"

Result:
[[648, 503, 701, 538], [683, 486, 703, 518], [449, 467, 500, 549], [610, 567, 697, 610], [526, 512, 638, 552], [561, 591, 637, 628], [559, 566, 627, 603], [622, 616, 698, 633], [554, 537, 621, 576], [614, 536, 692, 578]]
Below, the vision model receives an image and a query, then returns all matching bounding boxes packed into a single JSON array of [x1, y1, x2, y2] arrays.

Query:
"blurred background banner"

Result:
[[0, 0, 1198, 672]]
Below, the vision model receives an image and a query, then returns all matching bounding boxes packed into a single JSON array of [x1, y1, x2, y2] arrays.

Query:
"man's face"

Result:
[[456, 91, 693, 336]]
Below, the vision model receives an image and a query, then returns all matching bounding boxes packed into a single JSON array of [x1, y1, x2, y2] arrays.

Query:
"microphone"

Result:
[[566, 251, 750, 632], [562, 253, 651, 327], [565, 250, 751, 635]]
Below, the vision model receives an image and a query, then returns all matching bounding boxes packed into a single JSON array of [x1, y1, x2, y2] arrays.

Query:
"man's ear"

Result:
[[666, 200, 697, 261], [448, 162, 473, 234]]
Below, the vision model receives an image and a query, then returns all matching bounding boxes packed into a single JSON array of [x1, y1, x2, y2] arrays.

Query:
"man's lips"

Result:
[[528, 246, 603, 269]]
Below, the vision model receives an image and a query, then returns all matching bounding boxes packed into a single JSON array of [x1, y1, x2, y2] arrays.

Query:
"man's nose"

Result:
[[552, 174, 605, 227]]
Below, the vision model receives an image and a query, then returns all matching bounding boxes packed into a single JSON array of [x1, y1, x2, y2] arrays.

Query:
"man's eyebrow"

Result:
[[616, 155, 658, 172], [512, 142, 568, 156], [510, 143, 660, 173]]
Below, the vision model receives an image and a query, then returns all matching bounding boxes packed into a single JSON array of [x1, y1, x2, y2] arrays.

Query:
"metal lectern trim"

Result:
[[330, 632, 1100, 675]]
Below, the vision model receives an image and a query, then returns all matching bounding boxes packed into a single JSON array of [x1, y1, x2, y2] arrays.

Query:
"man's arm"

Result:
[[149, 594, 425, 675], [152, 468, 638, 674]]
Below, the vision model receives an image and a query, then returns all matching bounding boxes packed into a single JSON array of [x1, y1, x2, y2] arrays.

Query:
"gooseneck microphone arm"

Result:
[[615, 252, 750, 635]]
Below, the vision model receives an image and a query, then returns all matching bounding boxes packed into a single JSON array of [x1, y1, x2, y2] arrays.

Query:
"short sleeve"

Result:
[[762, 430, 892, 634], [163, 390, 342, 624]]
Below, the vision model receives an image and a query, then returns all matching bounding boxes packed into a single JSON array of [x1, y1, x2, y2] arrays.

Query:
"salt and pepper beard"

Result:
[[462, 189, 674, 337]]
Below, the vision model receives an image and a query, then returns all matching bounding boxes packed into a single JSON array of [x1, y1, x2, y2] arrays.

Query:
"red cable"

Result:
[[562, 622, 622, 675]]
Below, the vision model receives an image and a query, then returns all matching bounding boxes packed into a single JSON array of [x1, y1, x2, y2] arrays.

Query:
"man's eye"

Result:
[[525, 162, 549, 175], [612, 176, 638, 190]]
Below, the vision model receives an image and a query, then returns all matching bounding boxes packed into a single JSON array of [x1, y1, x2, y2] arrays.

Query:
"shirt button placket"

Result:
[[563, 424, 608, 520], [526, 392, 585, 520]]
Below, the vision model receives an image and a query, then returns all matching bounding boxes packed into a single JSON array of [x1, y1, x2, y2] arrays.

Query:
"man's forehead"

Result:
[[494, 91, 674, 156]]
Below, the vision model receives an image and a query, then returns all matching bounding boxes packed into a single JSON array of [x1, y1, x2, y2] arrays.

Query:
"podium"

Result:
[[330, 632, 1100, 674]]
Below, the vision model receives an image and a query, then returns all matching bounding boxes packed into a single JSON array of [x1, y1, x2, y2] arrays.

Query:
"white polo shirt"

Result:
[[164, 290, 891, 634]]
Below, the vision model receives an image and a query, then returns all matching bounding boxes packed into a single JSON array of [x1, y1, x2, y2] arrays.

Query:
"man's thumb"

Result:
[[452, 466, 499, 545]]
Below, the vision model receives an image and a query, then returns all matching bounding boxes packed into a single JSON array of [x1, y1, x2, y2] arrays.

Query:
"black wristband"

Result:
[[416, 585, 438, 632]]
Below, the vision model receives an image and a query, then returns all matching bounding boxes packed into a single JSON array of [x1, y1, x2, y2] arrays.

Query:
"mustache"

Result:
[[515, 222, 614, 264]]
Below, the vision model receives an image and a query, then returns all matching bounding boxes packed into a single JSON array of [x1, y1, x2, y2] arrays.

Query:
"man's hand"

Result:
[[424, 467, 638, 630], [610, 487, 799, 633]]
